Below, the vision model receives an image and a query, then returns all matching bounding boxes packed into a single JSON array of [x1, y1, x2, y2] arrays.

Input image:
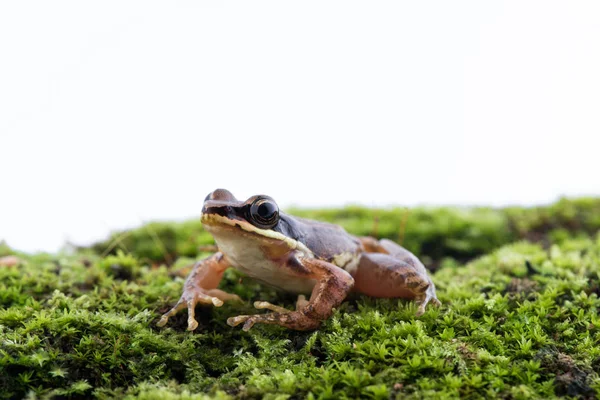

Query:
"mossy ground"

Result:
[[1, 198, 600, 399]]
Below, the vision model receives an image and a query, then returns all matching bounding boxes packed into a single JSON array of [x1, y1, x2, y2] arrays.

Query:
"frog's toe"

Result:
[[186, 299, 199, 331], [414, 292, 440, 317], [157, 297, 188, 327], [227, 315, 258, 331], [187, 317, 199, 331], [415, 303, 426, 317], [253, 301, 291, 313], [227, 315, 252, 329], [156, 315, 170, 328], [207, 289, 242, 303], [242, 318, 257, 331]]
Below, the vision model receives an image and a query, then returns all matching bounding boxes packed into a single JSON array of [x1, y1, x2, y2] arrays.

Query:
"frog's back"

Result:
[[275, 213, 362, 268]]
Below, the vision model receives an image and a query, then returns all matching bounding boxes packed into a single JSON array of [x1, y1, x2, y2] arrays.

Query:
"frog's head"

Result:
[[200, 187, 300, 254], [200, 189, 316, 262], [201, 189, 280, 231], [200, 188, 312, 260]]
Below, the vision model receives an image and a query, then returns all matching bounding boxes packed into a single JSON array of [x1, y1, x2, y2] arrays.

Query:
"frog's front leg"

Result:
[[227, 258, 354, 331], [157, 252, 240, 331]]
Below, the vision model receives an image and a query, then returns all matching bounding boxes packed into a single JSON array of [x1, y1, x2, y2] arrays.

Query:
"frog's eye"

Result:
[[249, 197, 279, 229]]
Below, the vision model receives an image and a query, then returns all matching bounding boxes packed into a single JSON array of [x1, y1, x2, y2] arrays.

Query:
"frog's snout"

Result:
[[202, 202, 238, 222]]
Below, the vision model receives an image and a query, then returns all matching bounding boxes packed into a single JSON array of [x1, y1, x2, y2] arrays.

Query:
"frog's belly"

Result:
[[211, 232, 316, 294], [235, 262, 317, 294]]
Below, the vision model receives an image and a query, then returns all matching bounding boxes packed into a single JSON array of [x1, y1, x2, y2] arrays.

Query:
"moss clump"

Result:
[[98, 250, 142, 280], [1, 197, 600, 398], [87, 221, 214, 265]]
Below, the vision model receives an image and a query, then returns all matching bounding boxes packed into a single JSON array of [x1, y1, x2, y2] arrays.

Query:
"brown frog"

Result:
[[157, 189, 440, 331]]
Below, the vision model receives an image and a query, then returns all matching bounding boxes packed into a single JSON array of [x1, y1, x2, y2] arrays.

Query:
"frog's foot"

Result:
[[157, 253, 234, 331], [157, 286, 229, 331], [228, 295, 311, 331], [414, 287, 442, 317], [227, 310, 321, 332]]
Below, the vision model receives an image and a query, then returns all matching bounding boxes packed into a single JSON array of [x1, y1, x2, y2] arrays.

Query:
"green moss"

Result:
[[98, 251, 142, 280], [1, 198, 600, 398], [0, 241, 15, 257], [87, 221, 214, 265]]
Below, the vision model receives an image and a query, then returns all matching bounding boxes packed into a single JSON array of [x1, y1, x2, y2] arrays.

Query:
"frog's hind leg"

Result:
[[353, 252, 440, 316], [227, 258, 354, 331]]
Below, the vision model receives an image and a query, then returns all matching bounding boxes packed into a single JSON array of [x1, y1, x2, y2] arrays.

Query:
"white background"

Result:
[[1, 1, 599, 253]]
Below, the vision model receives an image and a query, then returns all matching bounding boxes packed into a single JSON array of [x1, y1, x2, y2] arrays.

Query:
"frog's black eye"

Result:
[[249, 197, 279, 229]]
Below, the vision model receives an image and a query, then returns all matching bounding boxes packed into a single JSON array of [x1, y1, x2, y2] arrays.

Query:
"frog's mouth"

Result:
[[201, 213, 280, 239], [201, 213, 312, 255]]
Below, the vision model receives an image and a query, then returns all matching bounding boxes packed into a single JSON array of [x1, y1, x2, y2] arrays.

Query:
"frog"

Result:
[[157, 189, 440, 332]]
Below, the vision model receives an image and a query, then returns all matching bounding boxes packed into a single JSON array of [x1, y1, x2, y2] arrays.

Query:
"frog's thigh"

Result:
[[359, 236, 419, 261], [353, 253, 429, 298], [353, 253, 440, 315], [227, 258, 354, 331], [359, 236, 389, 253]]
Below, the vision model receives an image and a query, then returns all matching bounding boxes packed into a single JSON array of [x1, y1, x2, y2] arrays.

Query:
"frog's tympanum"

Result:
[[157, 189, 440, 331]]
